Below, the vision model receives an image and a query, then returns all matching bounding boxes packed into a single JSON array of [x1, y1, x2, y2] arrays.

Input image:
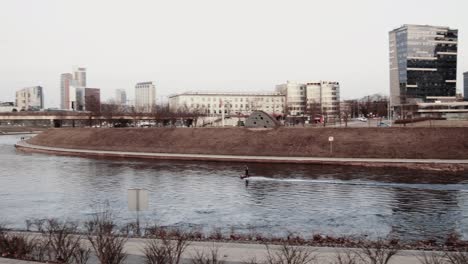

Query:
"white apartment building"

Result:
[[276, 81, 306, 116], [305, 81, 340, 117], [15, 86, 44, 111], [276, 81, 340, 117], [168, 92, 286, 116], [135, 82, 156, 112]]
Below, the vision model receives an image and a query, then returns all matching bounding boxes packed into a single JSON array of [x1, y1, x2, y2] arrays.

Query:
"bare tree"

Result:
[[331, 250, 360, 264], [305, 101, 322, 126], [445, 250, 468, 264], [85, 209, 127, 264], [100, 101, 122, 127], [42, 219, 89, 264], [264, 243, 318, 264], [143, 228, 191, 264], [355, 239, 399, 264], [417, 251, 446, 264], [191, 245, 225, 264]]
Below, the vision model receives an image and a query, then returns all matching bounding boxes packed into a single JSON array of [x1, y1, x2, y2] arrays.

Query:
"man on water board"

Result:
[[240, 165, 250, 179]]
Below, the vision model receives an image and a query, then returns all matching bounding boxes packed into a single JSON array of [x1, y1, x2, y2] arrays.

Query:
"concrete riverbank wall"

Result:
[[26, 127, 468, 160]]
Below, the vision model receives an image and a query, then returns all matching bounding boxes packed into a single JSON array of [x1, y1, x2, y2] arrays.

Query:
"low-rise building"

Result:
[[15, 86, 44, 111], [169, 92, 286, 116], [0, 102, 18, 112]]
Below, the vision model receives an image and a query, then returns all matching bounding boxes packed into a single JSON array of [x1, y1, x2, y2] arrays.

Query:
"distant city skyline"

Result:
[[0, 0, 467, 108]]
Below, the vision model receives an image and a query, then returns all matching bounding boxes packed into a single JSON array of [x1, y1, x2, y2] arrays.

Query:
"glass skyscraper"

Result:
[[389, 25, 458, 109]]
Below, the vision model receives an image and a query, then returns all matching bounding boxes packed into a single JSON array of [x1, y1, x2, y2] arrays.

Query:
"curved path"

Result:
[[14, 141, 468, 171]]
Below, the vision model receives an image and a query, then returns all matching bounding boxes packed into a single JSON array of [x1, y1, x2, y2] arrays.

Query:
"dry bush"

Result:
[[417, 251, 446, 264], [330, 250, 360, 264], [143, 227, 190, 264], [85, 210, 127, 264], [42, 218, 89, 264], [264, 243, 318, 264], [191, 245, 225, 264], [0, 233, 36, 260], [355, 239, 399, 264], [445, 249, 468, 264]]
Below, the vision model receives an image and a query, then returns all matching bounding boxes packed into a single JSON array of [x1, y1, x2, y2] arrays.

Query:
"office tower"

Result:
[[135, 82, 156, 112], [60, 73, 73, 109], [15, 86, 44, 111], [389, 24, 458, 110], [115, 89, 127, 105], [73, 67, 87, 87]]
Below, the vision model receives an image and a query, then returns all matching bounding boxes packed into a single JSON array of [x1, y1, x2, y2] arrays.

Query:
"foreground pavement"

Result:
[[0, 238, 430, 264]]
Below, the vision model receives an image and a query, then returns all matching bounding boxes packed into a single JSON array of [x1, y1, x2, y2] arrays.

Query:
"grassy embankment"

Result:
[[28, 127, 468, 160]]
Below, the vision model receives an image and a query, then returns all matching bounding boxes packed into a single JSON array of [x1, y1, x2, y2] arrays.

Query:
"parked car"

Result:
[[378, 122, 390, 127], [357, 117, 368, 122]]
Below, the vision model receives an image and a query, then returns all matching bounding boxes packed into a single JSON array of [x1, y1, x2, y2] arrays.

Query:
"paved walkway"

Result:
[[15, 140, 468, 166], [0, 237, 433, 264]]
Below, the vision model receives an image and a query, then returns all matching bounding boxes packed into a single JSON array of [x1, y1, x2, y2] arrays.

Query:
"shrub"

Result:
[[143, 227, 190, 264], [191, 245, 225, 264], [85, 210, 127, 264]]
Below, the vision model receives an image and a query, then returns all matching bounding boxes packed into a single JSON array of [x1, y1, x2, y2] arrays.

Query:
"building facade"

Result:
[[135, 82, 156, 112], [115, 89, 127, 105], [15, 86, 44, 111], [61, 67, 87, 110], [84, 88, 101, 112], [389, 24, 458, 110], [464, 71, 468, 101], [60, 73, 73, 109], [276, 81, 306, 116], [276, 80, 340, 117], [73, 67, 87, 88], [168, 92, 285, 116], [305, 81, 340, 117]]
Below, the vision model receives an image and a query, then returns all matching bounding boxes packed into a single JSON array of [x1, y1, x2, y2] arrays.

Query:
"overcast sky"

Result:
[[1, 0, 467, 107]]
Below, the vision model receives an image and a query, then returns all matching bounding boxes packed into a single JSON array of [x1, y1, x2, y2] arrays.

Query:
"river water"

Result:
[[1, 134, 467, 241]]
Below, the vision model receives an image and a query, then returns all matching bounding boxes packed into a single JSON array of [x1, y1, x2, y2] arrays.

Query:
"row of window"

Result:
[[190, 103, 283, 109], [188, 97, 284, 103]]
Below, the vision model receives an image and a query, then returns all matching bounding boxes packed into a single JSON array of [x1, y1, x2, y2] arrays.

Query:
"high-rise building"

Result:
[[73, 67, 86, 87], [60, 73, 73, 109], [135, 82, 156, 112], [115, 89, 127, 105], [15, 86, 44, 111], [389, 24, 458, 110], [464, 72, 468, 101]]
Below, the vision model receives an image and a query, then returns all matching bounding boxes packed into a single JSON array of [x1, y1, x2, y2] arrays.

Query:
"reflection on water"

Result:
[[0, 134, 467, 241]]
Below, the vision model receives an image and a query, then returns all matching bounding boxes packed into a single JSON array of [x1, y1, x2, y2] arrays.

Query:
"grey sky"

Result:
[[1, 0, 467, 107]]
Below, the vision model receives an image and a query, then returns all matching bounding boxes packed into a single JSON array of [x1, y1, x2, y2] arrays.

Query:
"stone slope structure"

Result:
[[27, 127, 468, 159]]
